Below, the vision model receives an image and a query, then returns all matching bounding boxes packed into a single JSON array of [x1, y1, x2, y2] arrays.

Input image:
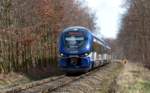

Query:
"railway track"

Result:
[[1, 75, 66, 93], [1, 62, 122, 93]]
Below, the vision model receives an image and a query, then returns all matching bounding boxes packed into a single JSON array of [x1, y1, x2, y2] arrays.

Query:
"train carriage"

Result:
[[58, 26, 111, 73]]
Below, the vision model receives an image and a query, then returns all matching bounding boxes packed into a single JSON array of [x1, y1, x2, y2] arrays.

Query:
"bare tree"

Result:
[[0, 0, 96, 73], [117, 0, 150, 68]]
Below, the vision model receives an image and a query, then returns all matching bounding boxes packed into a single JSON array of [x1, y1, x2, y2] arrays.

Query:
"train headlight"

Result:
[[84, 53, 89, 56], [60, 53, 64, 56]]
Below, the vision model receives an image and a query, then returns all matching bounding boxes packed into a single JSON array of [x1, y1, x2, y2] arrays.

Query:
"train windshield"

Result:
[[64, 31, 85, 49]]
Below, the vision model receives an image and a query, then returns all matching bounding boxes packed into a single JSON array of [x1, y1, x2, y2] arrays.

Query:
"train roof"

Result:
[[63, 26, 90, 32], [92, 34, 111, 49], [62, 26, 111, 49]]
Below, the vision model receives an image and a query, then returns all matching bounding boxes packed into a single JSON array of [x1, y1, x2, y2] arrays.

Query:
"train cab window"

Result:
[[64, 31, 86, 49]]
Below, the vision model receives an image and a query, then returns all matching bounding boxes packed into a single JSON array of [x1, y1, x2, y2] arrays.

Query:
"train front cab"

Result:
[[58, 27, 93, 73], [59, 56, 93, 73]]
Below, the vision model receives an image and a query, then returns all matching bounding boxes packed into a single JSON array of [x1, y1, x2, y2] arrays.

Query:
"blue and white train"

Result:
[[58, 26, 111, 73]]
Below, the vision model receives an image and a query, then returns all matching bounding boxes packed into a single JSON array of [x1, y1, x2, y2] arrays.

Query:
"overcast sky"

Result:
[[84, 0, 127, 38]]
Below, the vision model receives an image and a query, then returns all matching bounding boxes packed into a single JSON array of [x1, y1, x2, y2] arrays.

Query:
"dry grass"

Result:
[[0, 65, 63, 90], [0, 72, 31, 89], [99, 64, 123, 93], [114, 62, 150, 93]]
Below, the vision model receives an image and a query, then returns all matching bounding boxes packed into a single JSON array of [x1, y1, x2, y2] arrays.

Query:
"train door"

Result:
[[92, 39, 103, 67]]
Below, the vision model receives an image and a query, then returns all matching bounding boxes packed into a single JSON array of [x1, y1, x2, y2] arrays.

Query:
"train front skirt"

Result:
[[59, 57, 92, 73]]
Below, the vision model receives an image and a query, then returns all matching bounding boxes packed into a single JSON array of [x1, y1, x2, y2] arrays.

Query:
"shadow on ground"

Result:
[[24, 64, 64, 80], [21, 57, 64, 80]]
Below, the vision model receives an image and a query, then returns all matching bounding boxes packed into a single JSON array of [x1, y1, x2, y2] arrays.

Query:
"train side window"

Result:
[[92, 41, 102, 54]]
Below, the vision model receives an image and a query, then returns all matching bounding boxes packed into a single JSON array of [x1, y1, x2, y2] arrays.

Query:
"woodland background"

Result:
[[0, 0, 150, 75], [0, 0, 96, 75], [117, 0, 150, 68]]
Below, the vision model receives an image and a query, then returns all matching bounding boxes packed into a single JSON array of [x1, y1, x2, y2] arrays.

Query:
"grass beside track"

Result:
[[112, 62, 150, 93], [98, 62, 124, 93], [0, 72, 31, 89]]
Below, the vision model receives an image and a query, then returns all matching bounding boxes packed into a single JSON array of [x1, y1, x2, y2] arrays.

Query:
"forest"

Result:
[[0, 0, 96, 74], [0, 0, 150, 74], [117, 0, 150, 68]]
